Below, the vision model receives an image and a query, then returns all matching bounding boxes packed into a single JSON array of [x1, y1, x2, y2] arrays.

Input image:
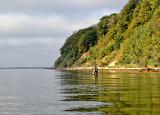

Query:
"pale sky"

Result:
[[0, 0, 129, 67]]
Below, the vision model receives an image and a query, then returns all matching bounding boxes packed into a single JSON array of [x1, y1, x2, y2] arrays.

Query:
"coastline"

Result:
[[55, 67, 160, 73]]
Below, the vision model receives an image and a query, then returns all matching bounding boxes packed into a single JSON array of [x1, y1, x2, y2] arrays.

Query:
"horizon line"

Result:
[[0, 67, 54, 69]]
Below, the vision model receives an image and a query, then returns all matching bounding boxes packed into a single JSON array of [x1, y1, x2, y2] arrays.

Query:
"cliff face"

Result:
[[55, 0, 160, 68]]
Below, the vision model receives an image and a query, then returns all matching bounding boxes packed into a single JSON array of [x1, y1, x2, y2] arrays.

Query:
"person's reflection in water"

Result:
[[91, 75, 98, 85]]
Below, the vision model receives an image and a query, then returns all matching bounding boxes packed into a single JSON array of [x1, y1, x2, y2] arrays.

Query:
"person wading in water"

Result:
[[92, 65, 98, 76]]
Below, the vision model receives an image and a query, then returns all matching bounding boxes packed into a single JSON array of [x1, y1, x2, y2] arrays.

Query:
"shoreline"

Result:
[[55, 67, 160, 73]]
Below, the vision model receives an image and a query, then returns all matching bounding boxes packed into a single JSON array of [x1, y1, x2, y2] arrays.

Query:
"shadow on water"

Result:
[[59, 71, 160, 115]]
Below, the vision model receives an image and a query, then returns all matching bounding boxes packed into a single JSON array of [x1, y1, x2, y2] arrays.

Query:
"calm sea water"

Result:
[[0, 69, 159, 115]]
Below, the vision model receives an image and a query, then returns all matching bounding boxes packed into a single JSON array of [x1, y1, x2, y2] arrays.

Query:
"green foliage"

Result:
[[78, 26, 97, 53], [97, 15, 109, 37], [136, 0, 153, 25], [97, 14, 117, 37], [55, 0, 160, 68], [114, 34, 124, 50], [120, 20, 160, 67], [117, 0, 140, 32], [55, 26, 97, 68]]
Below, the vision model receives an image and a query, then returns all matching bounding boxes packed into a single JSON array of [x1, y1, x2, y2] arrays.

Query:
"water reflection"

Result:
[[0, 69, 159, 115], [60, 72, 160, 115]]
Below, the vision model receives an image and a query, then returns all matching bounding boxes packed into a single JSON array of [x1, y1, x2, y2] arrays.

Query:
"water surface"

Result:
[[0, 69, 159, 115]]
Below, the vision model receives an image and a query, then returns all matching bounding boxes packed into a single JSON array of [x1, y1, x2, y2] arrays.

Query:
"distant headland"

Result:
[[54, 0, 160, 70]]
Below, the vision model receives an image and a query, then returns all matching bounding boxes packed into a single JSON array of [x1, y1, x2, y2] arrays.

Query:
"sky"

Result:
[[0, 0, 129, 67]]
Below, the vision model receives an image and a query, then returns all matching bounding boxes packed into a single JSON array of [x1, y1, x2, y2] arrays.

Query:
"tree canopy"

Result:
[[55, 0, 160, 68]]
